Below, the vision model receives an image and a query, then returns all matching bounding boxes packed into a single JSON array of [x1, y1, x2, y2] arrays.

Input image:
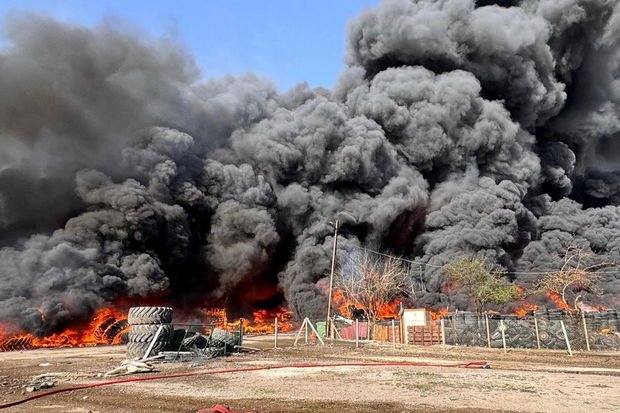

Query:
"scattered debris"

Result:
[[25, 375, 57, 392], [160, 351, 198, 362], [104, 360, 155, 377], [233, 345, 260, 352]]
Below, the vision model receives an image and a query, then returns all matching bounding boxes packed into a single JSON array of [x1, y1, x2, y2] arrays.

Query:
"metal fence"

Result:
[[441, 309, 620, 351]]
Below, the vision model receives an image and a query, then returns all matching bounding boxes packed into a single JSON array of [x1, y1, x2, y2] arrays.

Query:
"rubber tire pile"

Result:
[[126, 306, 173, 359], [175, 328, 240, 360]]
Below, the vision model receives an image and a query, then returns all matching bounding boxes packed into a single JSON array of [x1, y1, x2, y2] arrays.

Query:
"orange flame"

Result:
[[430, 307, 449, 320], [513, 304, 538, 316], [331, 289, 402, 320], [377, 300, 401, 319], [199, 306, 294, 335], [0, 307, 128, 351], [546, 292, 569, 310]]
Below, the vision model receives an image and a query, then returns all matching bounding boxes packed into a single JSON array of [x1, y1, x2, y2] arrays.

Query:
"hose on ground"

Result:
[[0, 360, 489, 410]]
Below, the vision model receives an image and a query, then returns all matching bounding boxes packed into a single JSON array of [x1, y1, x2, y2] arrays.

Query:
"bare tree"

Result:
[[536, 246, 612, 310], [335, 249, 409, 323]]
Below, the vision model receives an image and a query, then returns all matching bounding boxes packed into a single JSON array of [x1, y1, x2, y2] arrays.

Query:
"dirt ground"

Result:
[[0, 334, 619, 413]]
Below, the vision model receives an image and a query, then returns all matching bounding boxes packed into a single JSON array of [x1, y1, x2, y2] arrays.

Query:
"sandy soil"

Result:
[[0, 335, 619, 413]]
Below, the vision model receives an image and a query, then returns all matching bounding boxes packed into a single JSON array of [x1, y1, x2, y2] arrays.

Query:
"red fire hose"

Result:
[[0, 360, 488, 410]]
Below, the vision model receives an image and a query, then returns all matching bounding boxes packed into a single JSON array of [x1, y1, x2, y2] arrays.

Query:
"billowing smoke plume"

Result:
[[1, 0, 619, 335]]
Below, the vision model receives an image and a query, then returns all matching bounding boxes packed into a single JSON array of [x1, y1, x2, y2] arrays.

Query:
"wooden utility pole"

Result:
[[325, 219, 339, 338]]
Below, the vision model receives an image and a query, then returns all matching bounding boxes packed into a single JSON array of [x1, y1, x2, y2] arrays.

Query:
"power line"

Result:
[[348, 245, 619, 277]]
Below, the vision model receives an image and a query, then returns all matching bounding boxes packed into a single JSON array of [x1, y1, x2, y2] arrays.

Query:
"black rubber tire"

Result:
[[199, 346, 226, 358], [0, 336, 34, 352], [210, 328, 238, 347], [128, 324, 173, 343], [126, 341, 170, 359], [128, 307, 173, 325], [182, 333, 209, 350]]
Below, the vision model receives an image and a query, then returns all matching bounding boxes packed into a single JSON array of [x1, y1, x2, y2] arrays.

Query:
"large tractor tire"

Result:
[[128, 307, 173, 325], [128, 324, 173, 343], [210, 328, 239, 348], [126, 341, 170, 359], [198, 346, 226, 359]]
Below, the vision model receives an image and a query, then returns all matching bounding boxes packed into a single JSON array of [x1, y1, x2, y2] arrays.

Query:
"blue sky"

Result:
[[0, 1, 380, 91]]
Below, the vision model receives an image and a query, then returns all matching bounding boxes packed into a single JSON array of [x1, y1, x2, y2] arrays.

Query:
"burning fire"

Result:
[[0, 307, 128, 352], [0, 305, 296, 352], [430, 307, 449, 320], [332, 289, 402, 320], [546, 292, 569, 310], [199, 307, 294, 335], [513, 304, 538, 316]]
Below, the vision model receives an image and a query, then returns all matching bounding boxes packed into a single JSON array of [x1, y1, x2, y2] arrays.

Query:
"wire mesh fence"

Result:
[[442, 309, 620, 351]]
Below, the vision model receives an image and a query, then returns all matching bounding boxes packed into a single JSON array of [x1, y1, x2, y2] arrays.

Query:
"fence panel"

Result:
[[441, 310, 619, 351]]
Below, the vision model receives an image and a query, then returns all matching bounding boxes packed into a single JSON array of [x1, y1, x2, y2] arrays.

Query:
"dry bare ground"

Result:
[[0, 334, 618, 413]]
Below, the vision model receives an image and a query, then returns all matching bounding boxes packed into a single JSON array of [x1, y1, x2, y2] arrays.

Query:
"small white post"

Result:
[[274, 317, 278, 350], [440, 318, 446, 351], [581, 312, 590, 352], [560, 320, 573, 356], [534, 314, 541, 350], [485, 314, 491, 348], [294, 318, 308, 347], [305, 317, 309, 344], [306, 319, 325, 345], [330, 318, 342, 340], [391, 319, 396, 349], [500, 319, 507, 353], [355, 319, 359, 349]]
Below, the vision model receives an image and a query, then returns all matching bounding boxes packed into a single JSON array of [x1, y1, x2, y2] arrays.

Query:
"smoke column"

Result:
[[0, 0, 619, 335]]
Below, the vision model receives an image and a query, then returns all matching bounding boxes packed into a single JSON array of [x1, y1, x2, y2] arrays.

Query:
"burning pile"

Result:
[[0, 0, 619, 339], [0, 306, 294, 351], [199, 307, 294, 335], [0, 308, 128, 352]]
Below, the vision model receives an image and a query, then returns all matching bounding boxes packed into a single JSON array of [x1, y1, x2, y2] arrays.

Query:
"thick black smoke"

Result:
[[1, 0, 619, 335]]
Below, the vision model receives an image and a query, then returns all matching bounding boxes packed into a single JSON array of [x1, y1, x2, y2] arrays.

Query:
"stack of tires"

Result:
[[126, 306, 173, 359]]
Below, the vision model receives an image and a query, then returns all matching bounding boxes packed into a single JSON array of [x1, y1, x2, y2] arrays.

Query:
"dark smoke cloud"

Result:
[[345, 0, 567, 129], [1, 0, 620, 334]]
